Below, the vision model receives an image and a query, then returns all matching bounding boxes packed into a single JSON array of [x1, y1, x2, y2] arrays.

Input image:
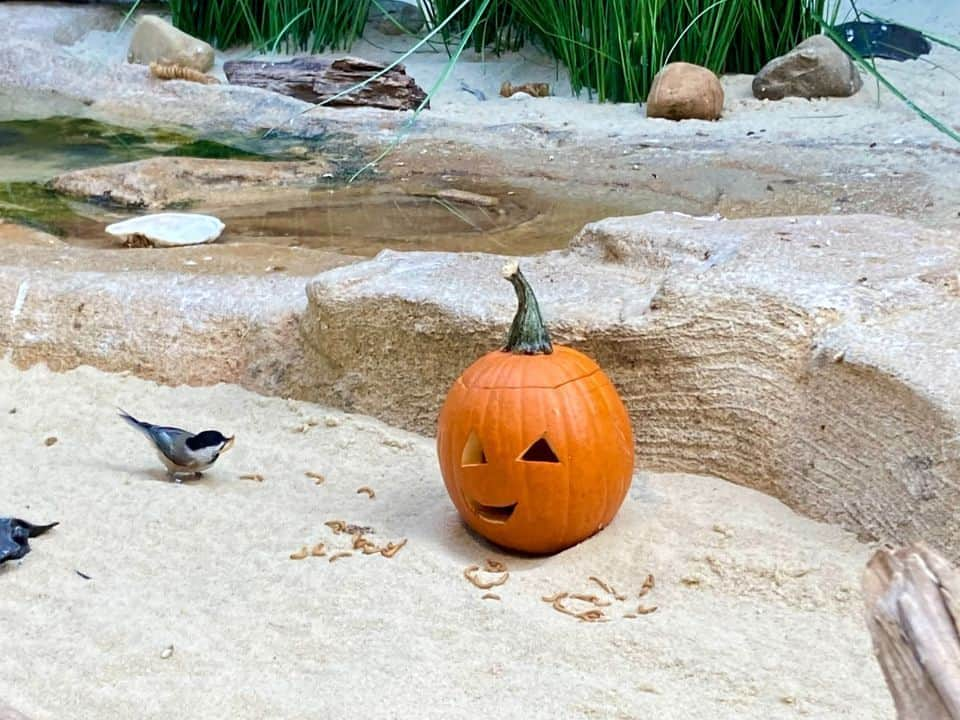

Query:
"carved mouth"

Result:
[[468, 499, 518, 524]]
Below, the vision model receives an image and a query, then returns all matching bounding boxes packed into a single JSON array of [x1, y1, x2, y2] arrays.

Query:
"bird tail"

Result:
[[118, 408, 152, 435]]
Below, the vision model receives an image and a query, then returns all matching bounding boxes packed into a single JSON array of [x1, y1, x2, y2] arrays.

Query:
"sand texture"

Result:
[[0, 361, 890, 719]]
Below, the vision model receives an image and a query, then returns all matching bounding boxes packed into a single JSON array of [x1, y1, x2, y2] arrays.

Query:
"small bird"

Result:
[[119, 409, 234, 480]]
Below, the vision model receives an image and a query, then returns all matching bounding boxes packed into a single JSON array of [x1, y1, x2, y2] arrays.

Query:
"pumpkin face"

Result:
[[437, 263, 634, 555]]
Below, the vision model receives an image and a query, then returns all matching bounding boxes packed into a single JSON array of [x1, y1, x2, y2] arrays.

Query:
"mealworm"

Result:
[[638, 574, 656, 598], [464, 563, 509, 589], [542, 592, 569, 603], [149, 61, 219, 85], [623, 613, 639, 619], [353, 535, 376, 552], [588, 576, 627, 601], [550, 597, 607, 622], [310, 543, 326, 557], [239, 473, 264, 482], [482, 593, 501, 601], [328, 552, 352, 563], [305, 471, 325, 484], [324, 520, 347, 534], [357, 486, 375, 499], [484, 559, 507, 573], [289, 546, 308, 560], [570, 593, 612, 607], [636, 605, 658, 615], [380, 539, 407, 558], [44, 436, 58, 447]]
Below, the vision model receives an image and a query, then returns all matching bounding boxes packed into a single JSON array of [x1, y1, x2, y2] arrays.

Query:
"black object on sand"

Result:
[[833, 21, 932, 61], [0, 517, 58, 564]]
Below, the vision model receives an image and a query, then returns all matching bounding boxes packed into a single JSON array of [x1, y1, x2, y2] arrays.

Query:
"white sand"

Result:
[[0, 360, 891, 719]]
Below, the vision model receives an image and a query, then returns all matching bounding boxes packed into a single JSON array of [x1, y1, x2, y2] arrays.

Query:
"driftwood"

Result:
[[864, 543, 960, 719], [223, 56, 427, 111]]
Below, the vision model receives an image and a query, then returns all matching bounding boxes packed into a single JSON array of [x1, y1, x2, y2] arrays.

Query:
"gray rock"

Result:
[[753, 35, 862, 100], [368, 0, 425, 35], [300, 212, 960, 559], [50, 157, 335, 209], [127, 15, 214, 73]]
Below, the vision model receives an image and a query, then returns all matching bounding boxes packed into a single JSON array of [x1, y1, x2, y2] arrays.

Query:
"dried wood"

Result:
[[223, 56, 427, 111], [863, 543, 960, 719]]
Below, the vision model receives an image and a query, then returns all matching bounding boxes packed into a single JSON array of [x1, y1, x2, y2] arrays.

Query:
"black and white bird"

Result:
[[119, 409, 234, 480]]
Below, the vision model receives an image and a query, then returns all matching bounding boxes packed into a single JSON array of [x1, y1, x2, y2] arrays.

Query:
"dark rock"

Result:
[[753, 35, 862, 101], [368, 0, 425, 35]]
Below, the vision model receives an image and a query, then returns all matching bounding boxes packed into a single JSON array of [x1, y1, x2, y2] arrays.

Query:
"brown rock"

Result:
[[646, 62, 723, 121], [127, 15, 214, 73], [49, 156, 333, 209], [753, 35, 862, 100]]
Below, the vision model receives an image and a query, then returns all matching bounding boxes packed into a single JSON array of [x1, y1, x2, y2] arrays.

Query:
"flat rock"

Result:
[[105, 213, 224, 247], [301, 212, 960, 559], [127, 15, 214, 73], [753, 35, 863, 100], [50, 157, 334, 209]]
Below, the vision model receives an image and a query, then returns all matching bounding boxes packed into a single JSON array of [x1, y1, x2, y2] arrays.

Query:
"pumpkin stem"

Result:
[[501, 261, 553, 355]]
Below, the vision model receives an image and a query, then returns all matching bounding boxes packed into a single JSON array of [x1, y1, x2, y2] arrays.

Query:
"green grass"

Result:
[[428, 0, 840, 102], [167, 0, 372, 52]]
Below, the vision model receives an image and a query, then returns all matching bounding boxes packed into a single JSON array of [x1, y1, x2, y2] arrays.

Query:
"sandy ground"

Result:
[[0, 359, 891, 719], [50, 0, 959, 153]]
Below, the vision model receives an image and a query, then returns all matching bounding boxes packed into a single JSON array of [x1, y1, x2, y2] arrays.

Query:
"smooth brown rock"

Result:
[[646, 62, 723, 121], [300, 212, 960, 559], [223, 56, 428, 111], [50, 157, 333, 209], [753, 35, 862, 100], [127, 15, 214, 73]]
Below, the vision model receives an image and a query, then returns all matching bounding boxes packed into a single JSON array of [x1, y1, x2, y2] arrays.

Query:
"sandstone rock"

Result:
[[105, 213, 224, 247], [50, 157, 334, 209], [753, 35, 862, 100], [0, 703, 31, 720], [127, 15, 214, 73], [300, 213, 960, 560], [646, 62, 723, 121], [0, 254, 319, 396], [367, 0, 425, 35]]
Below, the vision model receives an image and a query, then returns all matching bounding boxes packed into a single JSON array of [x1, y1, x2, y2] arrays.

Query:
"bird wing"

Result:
[[119, 410, 193, 466]]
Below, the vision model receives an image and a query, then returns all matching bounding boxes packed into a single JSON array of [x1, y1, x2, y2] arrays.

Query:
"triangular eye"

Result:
[[520, 437, 560, 463], [461, 431, 487, 466]]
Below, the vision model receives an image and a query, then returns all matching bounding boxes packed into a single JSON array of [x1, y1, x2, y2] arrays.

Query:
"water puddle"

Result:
[[0, 116, 705, 258]]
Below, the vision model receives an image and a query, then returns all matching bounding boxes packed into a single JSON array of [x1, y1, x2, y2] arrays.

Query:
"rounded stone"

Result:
[[646, 62, 724, 121]]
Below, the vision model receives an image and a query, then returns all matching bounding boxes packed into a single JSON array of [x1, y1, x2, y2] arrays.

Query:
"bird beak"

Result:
[[222, 436, 235, 452]]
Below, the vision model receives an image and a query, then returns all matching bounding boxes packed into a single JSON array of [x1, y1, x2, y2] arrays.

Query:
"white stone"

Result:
[[105, 213, 224, 247]]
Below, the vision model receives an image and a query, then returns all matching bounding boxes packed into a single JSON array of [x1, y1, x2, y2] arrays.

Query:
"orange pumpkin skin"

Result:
[[437, 345, 634, 555]]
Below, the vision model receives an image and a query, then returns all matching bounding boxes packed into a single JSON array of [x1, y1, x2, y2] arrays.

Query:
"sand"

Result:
[[53, 0, 960, 155], [0, 360, 891, 719]]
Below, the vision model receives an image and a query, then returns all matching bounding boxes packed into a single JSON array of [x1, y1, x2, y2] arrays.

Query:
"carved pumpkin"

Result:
[[437, 262, 634, 555]]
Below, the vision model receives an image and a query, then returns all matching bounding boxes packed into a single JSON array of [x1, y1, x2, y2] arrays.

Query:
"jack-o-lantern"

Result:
[[437, 262, 634, 555]]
